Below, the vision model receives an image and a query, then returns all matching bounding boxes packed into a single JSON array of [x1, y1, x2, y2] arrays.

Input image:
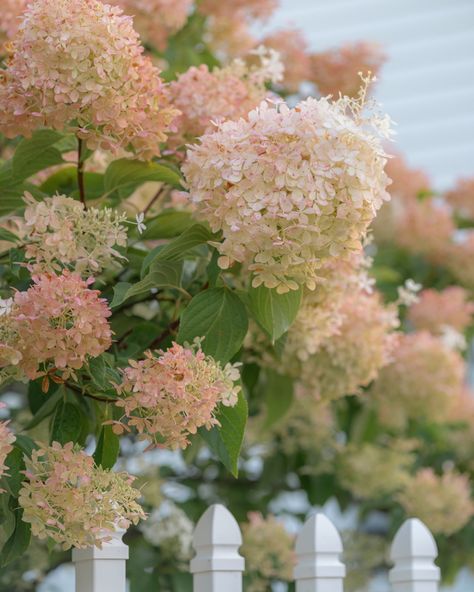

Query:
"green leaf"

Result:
[[104, 159, 183, 199], [263, 370, 294, 429], [25, 388, 63, 430], [12, 129, 64, 181], [0, 506, 31, 567], [88, 356, 108, 390], [111, 261, 183, 308], [200, 390, 248, 477], [248, 284, 302, 341], [141, 210, 193, 240], [177, 288, 248, 364], [93, 425, 120, 470], [50, 401, 83, 445], [3, 447, 25, 497], [153, 224, 213, 263], [0, 228, 20, 244]]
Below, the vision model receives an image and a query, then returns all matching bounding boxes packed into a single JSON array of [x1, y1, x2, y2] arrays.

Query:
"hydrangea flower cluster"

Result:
[[111, 342, 241, 449], [204, 17, 257, 60], [0, 300, 24, 386], [184, 90, 391, 293], [311, 41, 386, 98], [115, 0, 192, 50], [262, 29, 312, 92], [0, 404, 15, 490], [0, 0, 28, 44], [397, 468, 473, 535], [241, 513, 295, 592], [371, 331, 465, 430], [198, 0, 277, 22], [445, 233, 474, 291], [445, 177, 474, 218], [22, 193, 128, 276], [12, 271, 112, 380], [385, 153, 431, 202], [140, 500, 194, 565], [19, 442, 145, 549], [408, 287, 474, 335], [0, 0, 178, 158], [296, 290, 399, 401], [170, 49, 281, 146], [336, 442, 413, 500]]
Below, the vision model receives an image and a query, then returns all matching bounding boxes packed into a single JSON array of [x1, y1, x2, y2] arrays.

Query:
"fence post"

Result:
[[294, 513, 346, 592], [72, 529, 129, 592], [389, 518, 440, 592], [190, 503, 245, 592]]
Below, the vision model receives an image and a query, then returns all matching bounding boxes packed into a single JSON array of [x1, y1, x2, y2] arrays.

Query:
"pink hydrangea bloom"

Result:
[[445, 233, 474, 291], [22, 193, 128, 276], [184, 90, 392, 293], [111, 342, 241, 449], [445, 177, 474, 219], [170, 51, 280, 145], [12, 271, 112, 380], [205, 17, 257, 60], [371, 331, 465, 430], [385, 153, 431, 202], [0, 0, 28, 44], [0, 0, 178, 159], [397, 468, 473, 535], [0, 404, 16, 491], [311, 41, 386, 98], [262, 28, 312, 92], [198, 0, 277, 22], [0, 301, 25, 386], [408, 287, 474, 334], [19, 442, 145, 549], [114, 0, 192, 50]]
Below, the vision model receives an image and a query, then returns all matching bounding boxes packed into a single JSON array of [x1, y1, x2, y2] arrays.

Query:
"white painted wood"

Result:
[[389, 518, 440, 592], [294, 513, 346, 592], [190, 504, 245, 592], [72, 529, 128, 592]]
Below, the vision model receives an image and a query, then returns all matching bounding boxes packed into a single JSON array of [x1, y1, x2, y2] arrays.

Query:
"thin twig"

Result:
[[143, 187, 166, 215], [148, 319, 180, 350]]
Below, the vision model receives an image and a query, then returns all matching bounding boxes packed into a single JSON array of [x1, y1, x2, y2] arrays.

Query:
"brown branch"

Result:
[[148, 319, 180, 350]]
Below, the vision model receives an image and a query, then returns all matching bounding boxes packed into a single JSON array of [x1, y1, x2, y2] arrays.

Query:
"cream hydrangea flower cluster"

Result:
[[0, 404, 15, 490], [241, 513, 295, 592], [397, 468, 473, 535], [115, 0, 192, 50], [0, 0, 178, 158], [22, 193, 128, 276], [19, 442, 145, 549], [336, 442, 413, 500], [184, 90, 392, 293], [170, 49, 282, 147], [310, 41, 386, 98], [0, 0, 28, 44], [408, 287, 474, 335], [371, 331, 465, 430], [295, 290, 399, 401], [111, 342, 241, 449], [10, 271, 112, 381]]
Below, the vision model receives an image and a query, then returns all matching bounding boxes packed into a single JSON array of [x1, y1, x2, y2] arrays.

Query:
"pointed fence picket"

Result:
[[71, 505, 441, 592]]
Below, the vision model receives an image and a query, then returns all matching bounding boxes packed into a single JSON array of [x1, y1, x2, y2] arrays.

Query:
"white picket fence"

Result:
[[72, 505, 441, 592]]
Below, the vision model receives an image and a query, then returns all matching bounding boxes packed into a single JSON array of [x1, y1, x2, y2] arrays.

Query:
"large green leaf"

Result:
[[25, 388, 63, 430], [141, 210, 193, 240], [104, 159, 183, 199], [177, 288, 248, 364], [152, 224, 213, 263], [199, 390, 248, 477], [248, 284, 302, 341], [111, 261, 183, 308], [93, 425, 120, 470], [12, 129, 65, 181], [263, 370, 294, 429], [50, 401, 84, 445], [0, 505, 31, 567]]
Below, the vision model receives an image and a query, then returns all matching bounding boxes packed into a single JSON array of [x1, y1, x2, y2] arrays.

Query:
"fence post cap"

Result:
[[390, 518, 438, 561], [295, 512, 343, 554], [72, 528, 129, 562]]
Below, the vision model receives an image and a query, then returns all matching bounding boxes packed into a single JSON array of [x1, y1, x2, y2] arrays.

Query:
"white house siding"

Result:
[[268, 0, 474, 190]]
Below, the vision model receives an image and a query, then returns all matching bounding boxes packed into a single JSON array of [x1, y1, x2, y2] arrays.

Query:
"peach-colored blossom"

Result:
[[204, 17, 257, 60], [408, 287, 474, 334], [111, 342, 241, 449], [445, 177, 474, 219], [310, 41, 386, 98], [22, 193, 128, 276], [262, 28, 312, 92], [198, 0, 277, 22], [19, 442, 145, 549], [371, 331, 465, 430], [0, 0, 178, 159], [241, 513, 295, 592], [12, 271, 112, 380], [385, 153, 431, 203], [115, 0, 192, 50], [184, 87, 392, 293], [0, 0, 28, 44], [397, 468, 473, 535]]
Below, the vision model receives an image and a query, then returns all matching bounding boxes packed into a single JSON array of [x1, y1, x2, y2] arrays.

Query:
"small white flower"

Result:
[[0, 298, 13, 316], [440, 325, 467, 351], [136, 213, 147, 235], [397, 279, 422, 306]]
